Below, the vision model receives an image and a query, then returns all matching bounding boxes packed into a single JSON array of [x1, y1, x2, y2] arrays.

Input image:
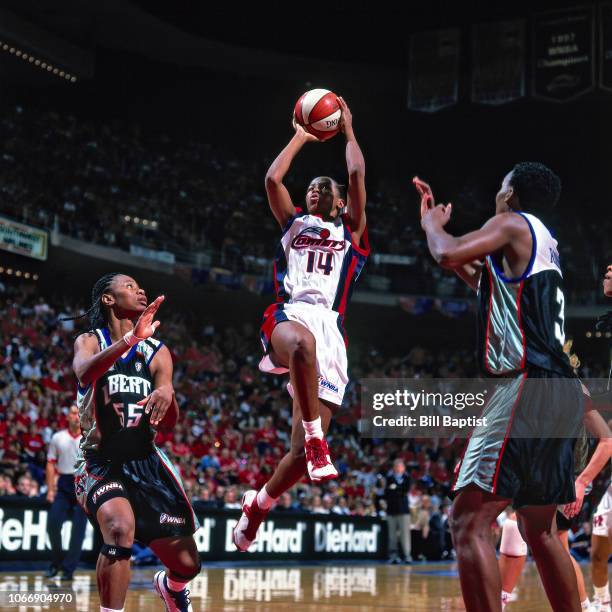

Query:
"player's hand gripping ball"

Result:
[[294, 88, 341, 141]]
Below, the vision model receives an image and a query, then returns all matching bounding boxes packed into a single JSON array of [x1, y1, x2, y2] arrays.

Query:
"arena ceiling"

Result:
[[0, 0, 587, 86]]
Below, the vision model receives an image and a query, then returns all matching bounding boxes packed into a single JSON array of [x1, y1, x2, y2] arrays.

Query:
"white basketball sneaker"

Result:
[[232, 489, 270, 552], [154, 570, 192, 612], [305, 437, 338, 482]]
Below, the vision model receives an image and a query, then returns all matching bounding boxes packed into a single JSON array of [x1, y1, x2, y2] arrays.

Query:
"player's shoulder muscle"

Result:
[[483, 212, 527, 236], [74, 331, 99, 356]]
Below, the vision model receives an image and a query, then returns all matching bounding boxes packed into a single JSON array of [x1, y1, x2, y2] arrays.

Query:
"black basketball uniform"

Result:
[[453, 212, 583, 507], [74, 328, 198, 544]]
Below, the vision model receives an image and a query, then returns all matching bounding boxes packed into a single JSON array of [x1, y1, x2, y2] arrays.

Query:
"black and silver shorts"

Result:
[[75, 446, 199, 545]]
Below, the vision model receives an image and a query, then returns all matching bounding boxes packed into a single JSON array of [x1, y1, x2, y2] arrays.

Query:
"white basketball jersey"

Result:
[[274, 209, 369, 314]]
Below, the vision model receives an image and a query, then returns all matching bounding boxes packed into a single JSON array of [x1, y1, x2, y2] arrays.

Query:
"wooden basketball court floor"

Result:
[[0, 561, 595, 611]]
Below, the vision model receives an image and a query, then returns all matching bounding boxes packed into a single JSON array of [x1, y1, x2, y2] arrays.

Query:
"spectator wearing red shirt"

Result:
[[255, 416, 277, 453], [218, 448, 239, 476], [22, 424, 44, 457], [190, 436, 209, 459], [171, 432, 190, 457]]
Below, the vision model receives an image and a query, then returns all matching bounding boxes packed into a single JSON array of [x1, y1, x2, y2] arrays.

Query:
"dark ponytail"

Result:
[[60, 272, 121, 331]]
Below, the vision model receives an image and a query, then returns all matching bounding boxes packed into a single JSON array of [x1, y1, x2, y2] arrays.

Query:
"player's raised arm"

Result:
[[265, 120, 318, 228], [338, 97, 366, 242], [73, 296, 164, 386], [413, 177, 484, 290], [415, 176, 529, 271]]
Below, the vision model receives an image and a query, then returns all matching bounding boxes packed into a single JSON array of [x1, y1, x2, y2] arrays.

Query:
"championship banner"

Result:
[[408, 28, 460, 112], [0, 215, 48, 261], [532, 6, 595, 102], [599, 2, 612, 91], [472, 20, 525, 105]]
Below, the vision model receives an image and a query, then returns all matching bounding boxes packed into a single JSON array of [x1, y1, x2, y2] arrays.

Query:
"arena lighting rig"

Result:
[[123, 216, 159, 229], [0, 40, 76, 82], [0, 267, 39, 280], [586, 331, 612, 339]]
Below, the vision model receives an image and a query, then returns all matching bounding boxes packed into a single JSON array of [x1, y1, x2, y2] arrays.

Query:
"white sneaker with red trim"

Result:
[[232, 490, 270, 552], [305, 437, 338, 482], [153, 570, 192, 612]]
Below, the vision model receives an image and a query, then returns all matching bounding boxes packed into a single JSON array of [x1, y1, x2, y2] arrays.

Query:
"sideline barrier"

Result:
[[0, 498, 387, 562]]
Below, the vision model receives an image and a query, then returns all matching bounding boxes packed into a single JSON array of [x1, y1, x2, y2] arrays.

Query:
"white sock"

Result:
[[100, 607, 124, 612], [595, 584, 610, 601], [302, 416, 323, 441], [581, 598, 591, 610], [166, 573, 189, 592], [256, 485, 277, 511]]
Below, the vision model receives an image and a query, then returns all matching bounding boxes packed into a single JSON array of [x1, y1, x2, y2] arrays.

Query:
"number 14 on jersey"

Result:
[[306, 251, 333, 275]]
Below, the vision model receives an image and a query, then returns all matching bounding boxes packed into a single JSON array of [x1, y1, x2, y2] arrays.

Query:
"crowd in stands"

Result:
[[1, 283, 609, 561], [0, 104, 610, 302]]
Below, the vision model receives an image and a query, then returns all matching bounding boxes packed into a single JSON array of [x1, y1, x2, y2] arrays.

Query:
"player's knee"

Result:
[[101, 517, 134, 547], [289, 331, 316, 363], [449, 510, 472, 543], [100, 542, 132, 561], [450, 509, 488, 545], [520, 524, 553, 551], [500, 519, 528, 557], [170, 557, 202, 581], [591, 542, 609, 564]]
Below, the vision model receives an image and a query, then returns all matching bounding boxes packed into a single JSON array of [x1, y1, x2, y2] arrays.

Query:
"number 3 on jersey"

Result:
[[554, 287, 566, 346], [306, 251, 333, 275]]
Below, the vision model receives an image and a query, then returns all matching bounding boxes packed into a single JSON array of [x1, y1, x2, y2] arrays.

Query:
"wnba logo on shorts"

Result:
[[160, 513, 186, 525], [318, 376, 339, 393], [92, 481, 123, 504]]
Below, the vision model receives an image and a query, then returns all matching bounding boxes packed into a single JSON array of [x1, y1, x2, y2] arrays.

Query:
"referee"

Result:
[[45, 405, 87, 580]]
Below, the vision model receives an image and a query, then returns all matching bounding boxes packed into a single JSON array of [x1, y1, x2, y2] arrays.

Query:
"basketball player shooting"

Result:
[[232, 96, 369, 552], [414, 165, 584, 612]]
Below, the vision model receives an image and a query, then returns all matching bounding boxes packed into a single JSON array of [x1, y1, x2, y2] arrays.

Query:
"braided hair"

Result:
[[61, 272, 122, 331]]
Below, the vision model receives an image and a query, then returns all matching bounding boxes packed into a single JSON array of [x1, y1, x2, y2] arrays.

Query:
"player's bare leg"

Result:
[[499, 554, 525, 609], [150, 536, 200, 612], [96, 497, 135, 610], [558, 530, 590, 609], [268, 321, 337, 481], [498, 512, 527, 607], [270, 322, 320, 421], [590, 534, 611, 611], [265, 397, 334, 497], [516, 506, 581, 612], [232, 397, 334, 552], [451, 485, 511, 612], [499, 554, 526, 592]]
